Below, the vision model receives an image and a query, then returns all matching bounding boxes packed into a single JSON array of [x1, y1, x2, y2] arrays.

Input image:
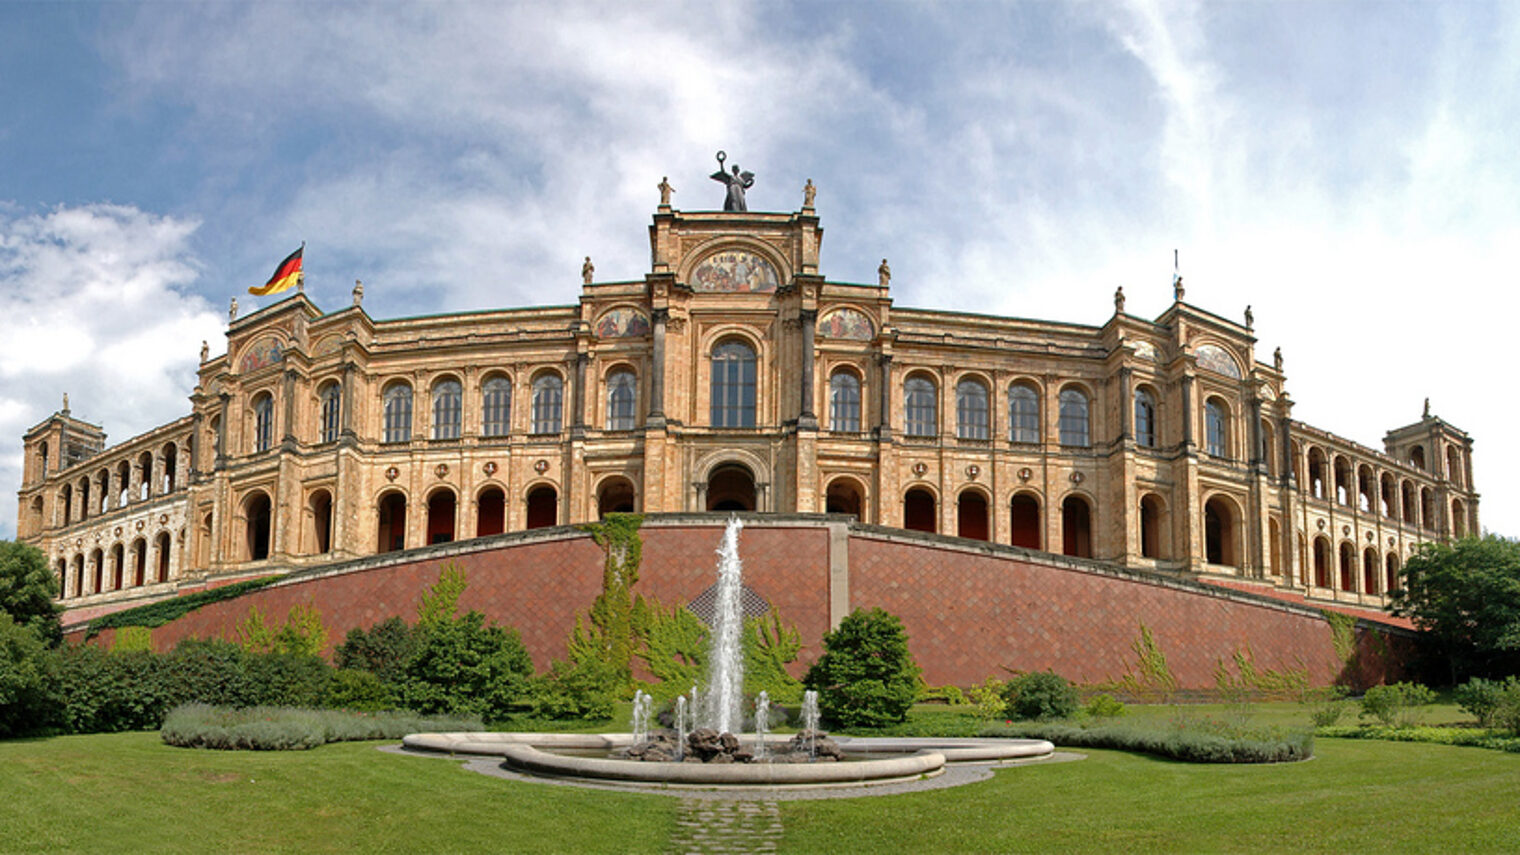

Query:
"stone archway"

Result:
[[706, 464, 756, 511]]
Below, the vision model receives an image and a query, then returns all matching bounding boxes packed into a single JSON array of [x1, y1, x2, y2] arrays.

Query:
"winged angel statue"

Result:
[[710, 151, 754, 212]]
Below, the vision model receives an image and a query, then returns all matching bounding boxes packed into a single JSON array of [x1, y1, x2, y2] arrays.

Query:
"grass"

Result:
[[4, 700, 1519, 853]]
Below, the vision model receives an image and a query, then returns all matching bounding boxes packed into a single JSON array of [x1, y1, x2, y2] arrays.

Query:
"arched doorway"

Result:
[[131, 539, 146, 587], [957, 490, 989, 541], [427, 489, 457, 544], [1385, 553, 1400, 594], [825, 478, 864, 520], [1363, 547, 1379, 594], [1204, 496, 1238, 567], [110, 543, 124, 590], [1062, 495, 1092, 558], [706, 464, 756, 511], [1009, 493, 1040, 549], [598, 477, 637, 517], [1339, 542, 1356, 591], [244, 492, 272, 561], [309, 490, 333, 554], [377, 492, 407, 553], [1140, 494, 1165, 559], [476, 487, 505, 537], [526, 485, 558, 529], [155, 531, 171, 582], [1313, 537, 1331, 587], [903, 488, 936, 533]]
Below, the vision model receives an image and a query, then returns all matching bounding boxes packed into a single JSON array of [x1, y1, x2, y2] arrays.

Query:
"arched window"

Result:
[[481, 376, 511, 437], [1134, 388, 1156, 448], [531, 374, 564, 434], [252, 392, 274, 452], [606, 370, 637, 431], [829, 371, 861, 433], [432, 379, 462, 440], [161, 445, 177, 493], [1205, 398, 1229, 458], [1008, 384, 1039, 443], [710, 341, 757, 428], [1058, 388, 1090, 447], [956, 379, 989, 440], [383, 383, 413, 443], [904, 376, 937, 437], [319, 382, 341, 443]]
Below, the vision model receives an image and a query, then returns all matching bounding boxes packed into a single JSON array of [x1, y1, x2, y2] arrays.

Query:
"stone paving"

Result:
[[670, 798, 782, 854]]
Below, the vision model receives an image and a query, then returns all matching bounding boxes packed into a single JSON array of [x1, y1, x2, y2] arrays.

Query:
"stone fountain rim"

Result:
[[401, 732, 1056, 787]]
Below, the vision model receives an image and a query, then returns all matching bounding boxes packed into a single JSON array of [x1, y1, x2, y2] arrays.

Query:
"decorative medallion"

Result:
[[75, 538, 82, 547], [239, 336, 284, 374], [1316, 519, 1326, 530], [912, 462, 928, 477], [593, 307, 652, 338], [690, 249, 780, 293], [1389, 537, 1396, 547], [965, 464, 980, 480], [114, 526, 122, 537], [817, 308, 874, 341], [483, 461, 498, 476], [434, 464, 449, 479], [159, 513, 169, 524], [534, 459, 550, 474], [1070, 472, 1085, 484], [135, 520, 145, 531], [1018, 467, 1033, 482], [1366, 531, 1374, 542], [385, 466, 400, 481], [1342, 525, 1351, 536], [1195, 344, 1242, 379]]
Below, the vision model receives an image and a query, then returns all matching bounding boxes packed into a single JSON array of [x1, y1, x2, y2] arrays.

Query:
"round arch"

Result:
[[596, 475, 638, 517], [425, 486, 458, 545], [376, 489, 408, 553], [707, 464, 756, 512], [307, 488, 333, 555], [475, 483, 507, 537], [1139, 492, 1168, 559], [525, 482, 559, 529], [956, 486, 990, 541], [1203, 493, 1243, 568], [903, 486, 937, 534], [241, 489, 274, 562], [1009, 491, 1041, 550], [1061, 492, 1094, 558], [824, 475, 867, 521]]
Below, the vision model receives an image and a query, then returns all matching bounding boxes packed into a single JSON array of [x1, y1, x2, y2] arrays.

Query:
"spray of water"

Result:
[[753, 691, 770, 760], [801, 689, 820, 759], [702, 517, 746, 734], [674, 695, 688, 760], [630, 689, 652, 745]]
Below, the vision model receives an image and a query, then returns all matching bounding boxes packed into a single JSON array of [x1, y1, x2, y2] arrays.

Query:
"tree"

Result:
[[804, 607, 920, 728], [1388, 535, 1520, 681], [0, 540, 63, 647]]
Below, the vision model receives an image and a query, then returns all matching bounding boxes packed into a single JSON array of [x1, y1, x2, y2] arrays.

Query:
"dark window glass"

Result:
[[904, 377, 937, 437], [710, 341, 757, 428], [829, 372, 861, 432]]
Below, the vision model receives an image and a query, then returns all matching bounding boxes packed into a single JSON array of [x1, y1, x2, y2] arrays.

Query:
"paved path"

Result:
[[670, 797, 782, 854]]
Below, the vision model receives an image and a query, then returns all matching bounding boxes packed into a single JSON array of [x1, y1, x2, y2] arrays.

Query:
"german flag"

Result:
[[249, 245, 303, 296]]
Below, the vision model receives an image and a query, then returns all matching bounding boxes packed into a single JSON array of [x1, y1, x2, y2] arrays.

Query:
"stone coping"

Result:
[[401, 732, 1055, 789]]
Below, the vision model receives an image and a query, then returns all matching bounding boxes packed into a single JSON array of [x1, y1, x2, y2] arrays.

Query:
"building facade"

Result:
[[17, 195, 1479, 616]]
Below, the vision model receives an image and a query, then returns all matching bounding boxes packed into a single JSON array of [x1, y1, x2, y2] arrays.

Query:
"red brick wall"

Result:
[[848, 534, 1405, 688], [82, 519, 1407, 689]]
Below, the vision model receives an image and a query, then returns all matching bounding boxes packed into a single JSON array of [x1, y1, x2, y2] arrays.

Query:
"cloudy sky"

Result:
[[2, 1, 1516, 539]]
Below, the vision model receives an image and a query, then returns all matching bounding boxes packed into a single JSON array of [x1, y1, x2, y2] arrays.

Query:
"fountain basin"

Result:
[[402, 732, 1055, 788]]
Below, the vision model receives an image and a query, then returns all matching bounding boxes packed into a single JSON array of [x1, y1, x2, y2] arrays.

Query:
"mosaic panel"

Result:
[[593, 307, 651, 338], [239, 337, 283, 374], [817, 307, 874, 340], [690, 250, 780, 293], [1195, 344, 1241, 379]]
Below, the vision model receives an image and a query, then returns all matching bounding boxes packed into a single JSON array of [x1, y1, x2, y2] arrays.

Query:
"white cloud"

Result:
[[0, 204, 223, 539]]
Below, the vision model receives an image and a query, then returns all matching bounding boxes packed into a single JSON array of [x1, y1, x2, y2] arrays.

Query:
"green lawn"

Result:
[[4, 710, 1518, 854]]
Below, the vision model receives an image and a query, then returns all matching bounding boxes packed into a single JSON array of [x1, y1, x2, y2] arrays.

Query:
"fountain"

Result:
[[403, 517, 1057, 788]]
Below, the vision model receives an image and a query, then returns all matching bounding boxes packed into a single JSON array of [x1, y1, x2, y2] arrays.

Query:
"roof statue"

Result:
[[803, 178, 816, 210], [657, 176, 674, 208], [1273, 347, 1283, 371], [1424, 397, 1431, 419], [878, 259, 891, 287], [200, 340, 209, 363], [710, 151, 754, 212], [582, 256, 595, 285], [1114, 286, 1126, 314], [352, 279, 364, 307], [229, 297, 238, 322], [1244, 305, 1254, 329]]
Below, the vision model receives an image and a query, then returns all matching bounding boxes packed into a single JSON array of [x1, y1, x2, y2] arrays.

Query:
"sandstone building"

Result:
[[17, 190, 1479, 620]]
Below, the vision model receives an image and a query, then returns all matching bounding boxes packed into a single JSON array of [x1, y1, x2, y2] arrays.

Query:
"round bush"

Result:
[[803, 607, 920, 729], [1002, 671, 1079, 721]]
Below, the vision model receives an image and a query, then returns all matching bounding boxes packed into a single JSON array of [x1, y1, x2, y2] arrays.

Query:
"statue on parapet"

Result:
[[658, 176, 674, 208], [710, 151, 754, 212], [1114, 286, 1126, 314], [803, 179, 816, 209], [582, 256, 595, 285], [878, 259, 891, 287]]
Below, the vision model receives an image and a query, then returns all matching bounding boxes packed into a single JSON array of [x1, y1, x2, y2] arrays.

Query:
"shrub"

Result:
[[529, 657, 620, 721], [970, 677, 1008, 721], [803, 607, 920, 728], [1083, 693, 1127, 719], [112, 626, 154, 653], [335, 617, 418, 685], [0, 612, 59, 737], [1494, 681, 1520, 737], [161, 639, 258, 709], [327, 669, 398, 712], [1002, 671, 1080, 721], [399, 610, 535, 721], [1303, 685, 1352, 727], [243, 653, 332, 708], [160, 703, 481, 750], [985, 719, 1314, 764], [743, 612, 804, 704], [54, 645, 173, 733], [1455, 677, 1517, 728], [1359, 682, 1437, 727]]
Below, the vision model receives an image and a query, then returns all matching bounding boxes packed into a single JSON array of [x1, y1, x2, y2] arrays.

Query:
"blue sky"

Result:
[[2, 1, 1516, 539]]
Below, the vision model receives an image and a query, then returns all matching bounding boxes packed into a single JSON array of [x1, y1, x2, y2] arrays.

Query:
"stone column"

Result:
[[1248, 396, 1264, 472], [1119, 367, 1133, 441], [282, 369, 298, 447], [876, 354, 894, 438], [1180, 375, 1195, 449], [340, 362, 357, 440], [215, 393, 230, 470], [571, 352, 589, 436], [649, 309, 668, 422], [799, 309, 817, 427]]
